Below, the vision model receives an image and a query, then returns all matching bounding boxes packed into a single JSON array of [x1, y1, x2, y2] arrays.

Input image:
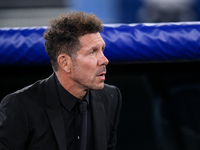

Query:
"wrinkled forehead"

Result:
[[79, 32, 105, 48]]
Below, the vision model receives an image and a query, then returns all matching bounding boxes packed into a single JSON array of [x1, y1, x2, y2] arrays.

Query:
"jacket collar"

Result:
[[45, 73, 67, 150], [90, 90, 107, 150]]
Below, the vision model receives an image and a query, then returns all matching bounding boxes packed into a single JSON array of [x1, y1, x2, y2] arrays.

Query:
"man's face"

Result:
[[70, 32, 109, 91]]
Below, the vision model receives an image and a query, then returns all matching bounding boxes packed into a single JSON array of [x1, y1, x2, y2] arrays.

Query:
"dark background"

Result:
[[1, 61, 200, 150]]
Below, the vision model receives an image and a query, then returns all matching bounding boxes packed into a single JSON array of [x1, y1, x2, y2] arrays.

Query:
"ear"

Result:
[[57, 54, 72, 73]]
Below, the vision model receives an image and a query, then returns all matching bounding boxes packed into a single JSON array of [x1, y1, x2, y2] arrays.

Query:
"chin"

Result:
[[91, 83, 104, 90]]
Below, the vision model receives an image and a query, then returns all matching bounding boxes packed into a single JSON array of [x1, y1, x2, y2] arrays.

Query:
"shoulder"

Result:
[[90, 83, 122, 107], [97, 83, 121, 98], [0, 77, 49, 108]]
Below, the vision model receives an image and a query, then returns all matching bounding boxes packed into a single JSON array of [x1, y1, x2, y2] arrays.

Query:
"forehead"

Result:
[[79, 32, 105, 48]]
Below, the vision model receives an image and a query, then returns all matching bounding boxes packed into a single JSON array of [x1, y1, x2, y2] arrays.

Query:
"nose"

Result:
[[98, 52, 109, 66]]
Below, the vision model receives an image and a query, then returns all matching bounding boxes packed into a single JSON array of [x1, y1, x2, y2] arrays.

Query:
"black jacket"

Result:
[[0, 73, 122, 150]]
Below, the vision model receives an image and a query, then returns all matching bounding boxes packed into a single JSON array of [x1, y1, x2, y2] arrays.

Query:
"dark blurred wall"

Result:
[[1, 62, 200, 150]]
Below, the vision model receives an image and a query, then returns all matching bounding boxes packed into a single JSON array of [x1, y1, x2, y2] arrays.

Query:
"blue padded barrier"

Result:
[[0, 27, 49, 66], [0, 22, 200, 66], [102, 22, 200, 63]]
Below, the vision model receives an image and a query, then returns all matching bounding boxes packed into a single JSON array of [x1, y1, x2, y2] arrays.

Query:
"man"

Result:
[[0, 12, 122, 150]]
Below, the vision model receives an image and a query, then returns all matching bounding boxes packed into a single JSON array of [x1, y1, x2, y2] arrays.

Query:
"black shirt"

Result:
[[55, 76, 94, 150]]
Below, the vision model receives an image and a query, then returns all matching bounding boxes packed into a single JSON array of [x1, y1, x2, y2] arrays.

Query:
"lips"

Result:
[[96, 71, 106, 81], [96, 66, 106, 75], [96, 66, 106, 80], [97, 73, 106, 81], [97, 72, 106, 76]]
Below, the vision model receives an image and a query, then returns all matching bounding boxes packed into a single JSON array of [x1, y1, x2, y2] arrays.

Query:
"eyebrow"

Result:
[[90, 43, 105, 51]]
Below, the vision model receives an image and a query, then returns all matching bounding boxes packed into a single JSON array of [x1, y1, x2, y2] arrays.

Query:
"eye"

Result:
[[89, 49, 96, 55], [102, 45, 105, 51], [90, 50, 94, 54]]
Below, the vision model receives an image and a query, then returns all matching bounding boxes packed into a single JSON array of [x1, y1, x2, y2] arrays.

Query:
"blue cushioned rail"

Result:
[[0, 22, 200, 66]]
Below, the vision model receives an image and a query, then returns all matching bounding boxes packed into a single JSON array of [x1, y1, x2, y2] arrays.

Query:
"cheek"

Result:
[[83, 65, 97, 80], [83, 65, 96, 75], [80, 59, 96, 71], [75, 57, 97, 75], [74, 63, 92, 78]]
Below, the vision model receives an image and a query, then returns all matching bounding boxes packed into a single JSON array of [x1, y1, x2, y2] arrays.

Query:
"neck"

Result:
[[55, 72, 87, 100]]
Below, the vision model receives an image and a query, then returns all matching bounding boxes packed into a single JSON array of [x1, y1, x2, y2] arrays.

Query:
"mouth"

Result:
[[96, 66, 107, 80], [97, 71, 106, 76], [97, 72, 106, 80]]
